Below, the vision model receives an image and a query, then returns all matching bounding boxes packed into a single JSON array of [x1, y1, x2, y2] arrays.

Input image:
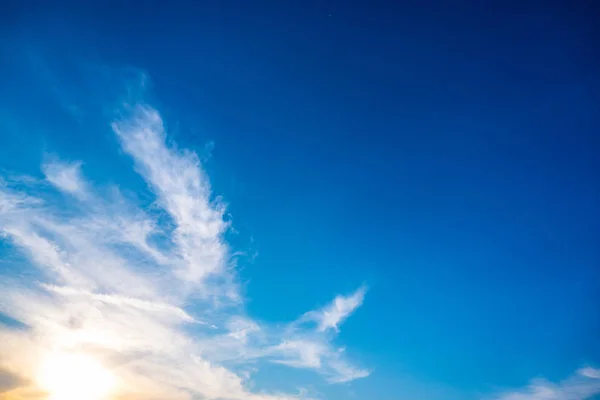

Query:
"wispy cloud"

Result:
[[302, 287, 367, 333], [492, 367, 600, 400], [0, 78, 368, 399], [266, 288, 370, 383], [42, 160, 87, 197]]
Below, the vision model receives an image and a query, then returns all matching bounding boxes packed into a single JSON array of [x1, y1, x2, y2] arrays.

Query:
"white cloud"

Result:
[[302, 286, 367, 333], [263, 287, 370, 383], [112, 105, 230, 290], [41, 284, 198, 323], [270, 338, 369, 384], [273, 340, 328, 369], [492, 367, 600, 400], [0, 86, 368, 399], [578, 368, 600, 380], [42, 160, 87, 196]]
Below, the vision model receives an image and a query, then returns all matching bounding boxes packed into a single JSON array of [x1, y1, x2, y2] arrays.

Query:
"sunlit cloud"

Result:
[[0, 77, 369, 399]]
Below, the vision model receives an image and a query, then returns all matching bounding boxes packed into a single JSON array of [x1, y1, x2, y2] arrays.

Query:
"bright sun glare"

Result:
[[37, 352, 116, 400]]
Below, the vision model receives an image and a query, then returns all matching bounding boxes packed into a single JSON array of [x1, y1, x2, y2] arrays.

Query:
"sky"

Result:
[[0, 1, 599, 399]]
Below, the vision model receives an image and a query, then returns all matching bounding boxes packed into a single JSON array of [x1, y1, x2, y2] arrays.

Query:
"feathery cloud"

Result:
[[307, 286, 367, 333], [0, 80, 368, 400]]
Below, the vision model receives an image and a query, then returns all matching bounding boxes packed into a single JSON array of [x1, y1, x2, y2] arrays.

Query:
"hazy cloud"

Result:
[[42, 160, 86, 196], [493, 367, 600, 400]]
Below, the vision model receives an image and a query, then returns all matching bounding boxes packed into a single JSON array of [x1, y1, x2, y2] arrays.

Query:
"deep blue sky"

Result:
[[1, 1, 600, 399]]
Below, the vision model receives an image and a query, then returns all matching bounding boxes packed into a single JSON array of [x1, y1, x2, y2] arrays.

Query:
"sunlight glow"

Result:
[[37, 352, 116, 400]]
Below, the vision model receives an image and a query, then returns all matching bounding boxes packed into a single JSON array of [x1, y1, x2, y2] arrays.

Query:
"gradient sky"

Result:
[[1, 1, 599, 400]]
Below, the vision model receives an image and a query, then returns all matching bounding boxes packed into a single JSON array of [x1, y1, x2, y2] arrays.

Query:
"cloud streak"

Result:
[[0, 83, 369, 399], [492, 367, 600, 400]]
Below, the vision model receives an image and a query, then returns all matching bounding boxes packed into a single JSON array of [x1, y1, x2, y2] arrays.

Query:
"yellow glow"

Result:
[[37, 352, 115, 400]]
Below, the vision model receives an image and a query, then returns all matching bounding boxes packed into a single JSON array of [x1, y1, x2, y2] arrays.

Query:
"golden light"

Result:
[[37, 352, 116, 400]]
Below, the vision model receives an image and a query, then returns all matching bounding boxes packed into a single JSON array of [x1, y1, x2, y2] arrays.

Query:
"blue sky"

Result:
[[1, 1, 599, 399]]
